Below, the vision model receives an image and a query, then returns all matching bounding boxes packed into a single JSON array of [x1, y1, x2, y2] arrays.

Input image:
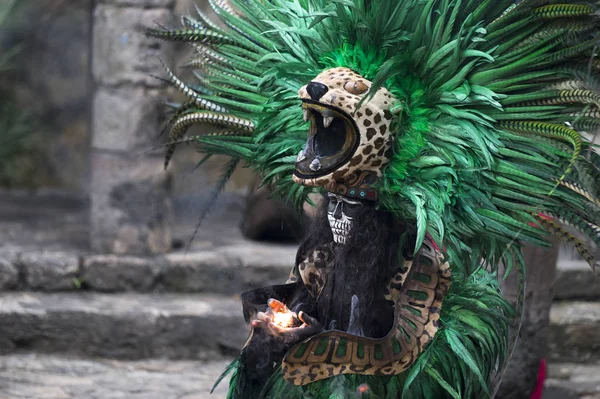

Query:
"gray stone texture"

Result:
[[90, 0, 175, 255], [0, 189, 89, 253], [0, 259, 18, 290], [0, 292, 247, 359], [0, 186, 297, 292], [90, 153, 173, 255], [1, 244, 294, 294], [554, 261, 600, 300], [161, 252, 233, 292], [99, 0, 175, 7], [545, 363, 600, 399], [1, 356, 598, 399], [0, 0, 243, 196], [92, 5, 172, 87], [0, 354, 231, 399], [92, 87, 165, 152], [549, 302, 600, 364], [82, 255, 161, 291], [20, 252, 80, 291], [161, 247, 293, 293]]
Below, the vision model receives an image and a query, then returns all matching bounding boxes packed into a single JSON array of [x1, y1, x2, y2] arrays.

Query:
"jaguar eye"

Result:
[[344, 80, 368, 95]]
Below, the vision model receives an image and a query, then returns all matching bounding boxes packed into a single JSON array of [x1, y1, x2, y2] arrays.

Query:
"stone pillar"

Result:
[[90, 0, 174, 255]]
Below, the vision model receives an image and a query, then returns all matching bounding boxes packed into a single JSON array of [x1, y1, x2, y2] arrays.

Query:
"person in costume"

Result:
[[147, 0, 600, 397]]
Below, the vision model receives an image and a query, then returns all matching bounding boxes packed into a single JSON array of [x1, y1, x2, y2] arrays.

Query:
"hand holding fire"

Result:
[[251, 299, 322, 345]]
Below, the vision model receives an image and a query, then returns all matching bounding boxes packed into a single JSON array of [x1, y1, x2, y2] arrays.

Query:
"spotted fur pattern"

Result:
[[294, 67, 396, 188], [287, 245, 334, 298]]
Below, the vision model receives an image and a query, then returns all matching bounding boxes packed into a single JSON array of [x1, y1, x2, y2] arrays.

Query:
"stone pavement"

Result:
[[1, 354, 599, 399], [0, 354, 232, 399], [546, 363, 600, 399]]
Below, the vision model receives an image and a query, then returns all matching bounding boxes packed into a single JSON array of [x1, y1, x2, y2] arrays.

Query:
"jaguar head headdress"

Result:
[[293, 67, 397, 201]]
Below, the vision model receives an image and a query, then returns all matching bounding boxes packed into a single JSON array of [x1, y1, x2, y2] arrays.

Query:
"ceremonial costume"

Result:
[[147, 1, 600, 397]]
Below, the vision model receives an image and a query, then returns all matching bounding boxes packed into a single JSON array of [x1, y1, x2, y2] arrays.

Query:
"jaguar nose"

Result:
[[306, 82, 329, 101]]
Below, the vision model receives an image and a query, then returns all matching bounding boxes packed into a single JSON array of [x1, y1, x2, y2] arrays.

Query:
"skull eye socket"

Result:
[[345, 202, 362, 210], [327, 196, 340, 210], [344, 80, 368, 95]]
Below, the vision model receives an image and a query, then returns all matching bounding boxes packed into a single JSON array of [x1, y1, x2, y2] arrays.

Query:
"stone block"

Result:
[[546, 363, 600, 399], [92, 87, 165, 152], [82, 255, 161, 291], [20, 252, 80, 291], [554, 262, 600, 300], [161, 252, 232, 292], [90, 152, 173, 255], [161, 247, 292, 293], [549, 302, 600, 364], [0, 259, 18, 290], [92, 5, 173, 87], [98, 0, 175, 7]]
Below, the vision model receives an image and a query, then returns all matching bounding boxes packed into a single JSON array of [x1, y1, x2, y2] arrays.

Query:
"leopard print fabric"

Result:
[[287, 244, 334, 298]]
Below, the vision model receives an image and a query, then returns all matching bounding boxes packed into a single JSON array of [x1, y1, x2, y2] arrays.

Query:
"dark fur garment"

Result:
[[298, 196, 415, 338]]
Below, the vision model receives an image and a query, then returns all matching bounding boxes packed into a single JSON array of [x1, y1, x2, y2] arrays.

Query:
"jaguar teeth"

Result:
[[303, 110, 310, 122], [323, 116, 334, 128], [310, 158, 322, 171]]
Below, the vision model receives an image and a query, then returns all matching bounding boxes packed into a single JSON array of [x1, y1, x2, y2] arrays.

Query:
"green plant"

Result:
[[0, 1, 20, 72], [0, 0, 41, 188]]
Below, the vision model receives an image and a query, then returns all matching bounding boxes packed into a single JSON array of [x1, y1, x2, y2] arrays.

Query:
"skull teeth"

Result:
[[332, 222, 350, 230], [333, 235, 347, 244], [323, 116, 334, 128], [328, 214, 351, 245]]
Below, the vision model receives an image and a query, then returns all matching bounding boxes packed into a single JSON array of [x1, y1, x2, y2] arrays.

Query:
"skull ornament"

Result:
[[293, 67, 397, 201], [327, 193, 363, 244]]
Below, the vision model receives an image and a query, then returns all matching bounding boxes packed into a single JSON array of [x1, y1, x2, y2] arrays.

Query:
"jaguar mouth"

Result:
[[294, 100, 360, 179]]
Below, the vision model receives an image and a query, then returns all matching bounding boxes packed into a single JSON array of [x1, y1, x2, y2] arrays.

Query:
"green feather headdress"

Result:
[[148, 0, 600, 396], [148, 0, 600, 274]]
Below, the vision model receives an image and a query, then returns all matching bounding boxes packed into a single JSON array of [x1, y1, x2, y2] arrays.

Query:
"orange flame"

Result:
[[272, 310, 296, 328]]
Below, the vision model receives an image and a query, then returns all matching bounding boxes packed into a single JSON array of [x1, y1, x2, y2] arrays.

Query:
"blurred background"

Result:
[[0, 1, 597, 398]]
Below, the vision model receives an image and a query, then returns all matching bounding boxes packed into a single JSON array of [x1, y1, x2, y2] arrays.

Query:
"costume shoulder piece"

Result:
[[147, 0, 600, 397]]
